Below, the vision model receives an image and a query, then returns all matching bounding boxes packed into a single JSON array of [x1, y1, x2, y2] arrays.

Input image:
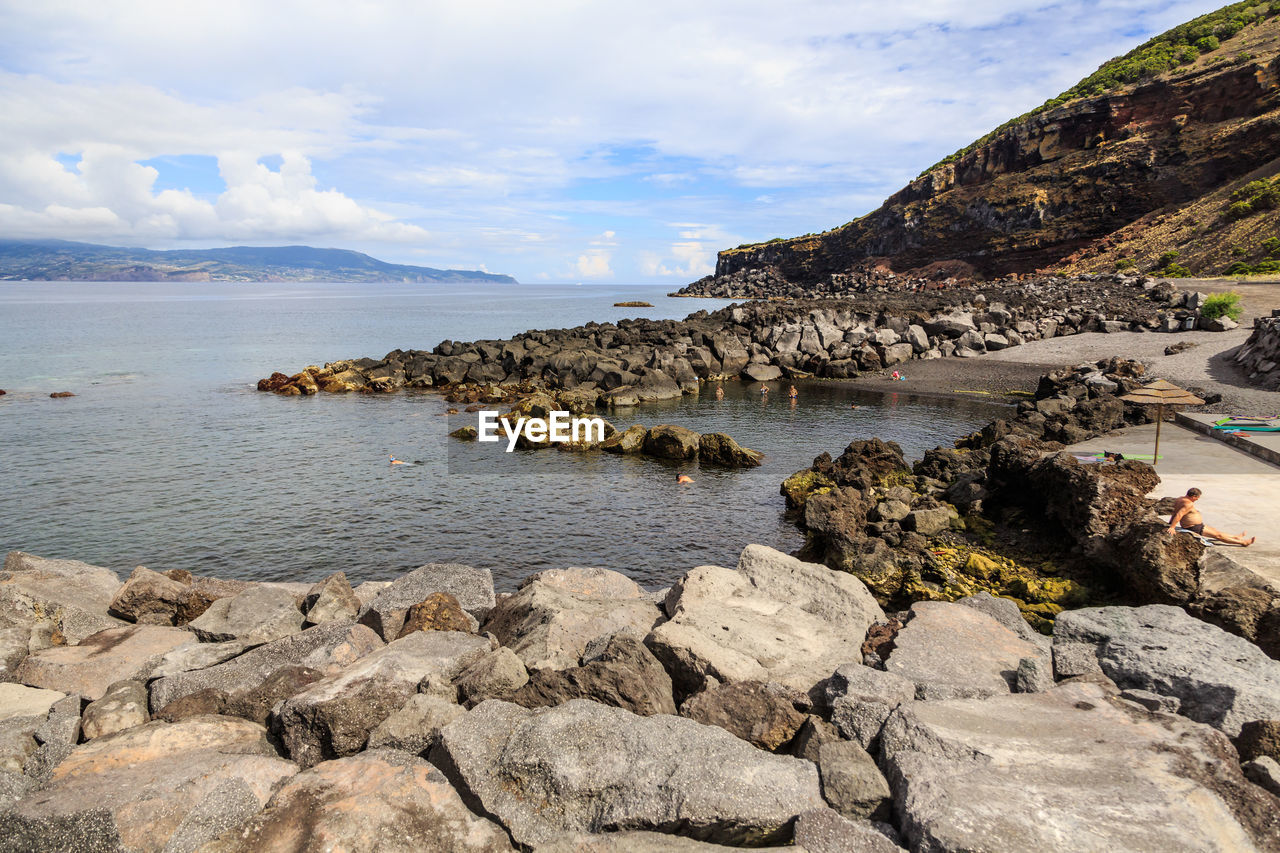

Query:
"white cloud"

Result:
[[573, 250, 613, 279]]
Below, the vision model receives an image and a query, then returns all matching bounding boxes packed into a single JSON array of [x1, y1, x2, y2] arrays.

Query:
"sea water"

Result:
[[0, 281, 1005, 588]]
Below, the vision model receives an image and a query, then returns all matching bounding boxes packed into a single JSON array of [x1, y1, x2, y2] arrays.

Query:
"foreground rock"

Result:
[[358, 563, 496, 640], [188, 584, 305, 644], [16, 625, 194, 702], [0, 716, 298, 853], [274, 630, 490, 766], [434, 698, 824, 847], [149, 620, 384, 713], [201, 750, 513, 852], [647, 545, 884, 699], [1, 552, 125, 648], [484, 567, 661, 671], [1054, 605, 1280, 736], [884, 601, 1048, 699], [510, 633, 676, 716], [880, 681, 1280, 851]]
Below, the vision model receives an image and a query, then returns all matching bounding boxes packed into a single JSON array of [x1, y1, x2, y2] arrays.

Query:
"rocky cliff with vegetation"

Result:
[[680, 2, 1280, 297]]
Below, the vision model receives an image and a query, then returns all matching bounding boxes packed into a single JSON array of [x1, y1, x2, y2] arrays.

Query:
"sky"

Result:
[[0, 0, 1230, 283]]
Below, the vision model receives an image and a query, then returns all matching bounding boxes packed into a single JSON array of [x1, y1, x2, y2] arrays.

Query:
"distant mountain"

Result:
[[0, 239, 518, 284], [682, 1, 1280, 294]]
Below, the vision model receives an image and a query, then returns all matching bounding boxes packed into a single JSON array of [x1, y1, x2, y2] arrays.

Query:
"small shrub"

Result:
[[1156, 250, 1180, 268], [1177, 45, 1199, 63], [1227, 200, 1256, 220], [1200, 291, 1242, 320], [1263, 236, 1280, 257], [1115, 258, 1136, 270], [1231, 245, 1247, 256], [1160, 262, 1193, 277], [1196, 35, 1221, 52], [1226, 260, 1253, 275]]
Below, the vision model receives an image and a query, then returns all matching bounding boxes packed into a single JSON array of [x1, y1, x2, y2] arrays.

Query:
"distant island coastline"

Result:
[[0, 239, 517, 284]]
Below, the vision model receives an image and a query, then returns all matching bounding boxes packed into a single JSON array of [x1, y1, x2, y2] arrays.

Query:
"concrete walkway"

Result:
[[1068, 421, 1280, 589]]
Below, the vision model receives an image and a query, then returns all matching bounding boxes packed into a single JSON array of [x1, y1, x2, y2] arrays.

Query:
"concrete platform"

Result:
[[1175, 411, 1280, 466], [1068, 421, 1280, 590]]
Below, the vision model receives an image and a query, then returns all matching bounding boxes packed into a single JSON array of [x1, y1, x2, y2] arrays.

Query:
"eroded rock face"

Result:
[[149, 621, 384, 714], [643, 425, 701, 460], [698, 433, 763, 468], [432, 699, 824, 847], [880, 682, 1280, 852], [108, 566, 188, 625], [358, 563, 496, 640], [647, 545, 883, 699], [510, 634, 676, 716], [16, 625, 195, 702], [484, 567, 661, 671], [1, 551, 125, 645], [0, 716, 298, 853], [679, 681, 806, 752], [274, 630, 490, 767], [884, 601, 1048, 700], [1053, 605, 1280, 737], [301, 572, 360, 626], [200, 750, 513, 853]]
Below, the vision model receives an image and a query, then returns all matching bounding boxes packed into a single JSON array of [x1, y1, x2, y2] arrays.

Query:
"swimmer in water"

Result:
[[677, 474, 694, 484], [760, 383, 768, 395], [715, 386, 724, 401], [390, 456, 409, 465], [850, 404, 860, 410], [788, 385, 798, 399]]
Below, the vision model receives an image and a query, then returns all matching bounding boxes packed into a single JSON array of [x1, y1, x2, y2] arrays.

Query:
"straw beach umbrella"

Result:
[[1119, 379, 1205, 466]]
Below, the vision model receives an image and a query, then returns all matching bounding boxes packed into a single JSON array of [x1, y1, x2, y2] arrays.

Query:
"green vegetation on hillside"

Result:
[[922, 1, 1278, 175], [1225, 234, 1280, 274]]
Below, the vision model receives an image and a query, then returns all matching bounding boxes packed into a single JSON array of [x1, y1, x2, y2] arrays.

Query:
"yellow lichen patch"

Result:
[[780, 469, 835, 511]]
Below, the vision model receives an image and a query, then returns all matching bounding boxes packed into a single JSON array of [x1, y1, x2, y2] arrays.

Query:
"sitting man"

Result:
[[1168, 487, 1255, 546]]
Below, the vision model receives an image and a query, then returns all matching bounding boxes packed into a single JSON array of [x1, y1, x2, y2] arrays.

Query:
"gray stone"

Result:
[[432, 698, 824, 847], [741, 363, 782, 382], [955, 591, 1047, 649], [21, 694, 81, 784], [815, 741, 892, 821], [0, 716, 298, 853], [301, 572, 360, 626], [648, 546, 883, 698], [359, 563, 496, 640], [199, 750, 512, 852], [1243, 756, 1280, 797], [351, 580, 391, 608], [149, 640, 254, 680], [365, 694, 464, 754], [81, 680, 148, 740], [874, 500, 910, 523], [0, 684, 64, 721], [0, 551, 126, 644], [1052, 641, 1105, 680], [455, 646, 529, 706], [1054, 605, 1280, 736], [793, 808, 906, 853], [108, 566, 187, 625], [1120, 688, 1181, 713], [16, 624, 194, 701], [484, 567, 660, 671], [189, 584, 305, 644], [904, 325, 929, 353], [149, 621, 384, 714], [679, 681, 806, 751], [510, 633, 676, 717], [1014, 656, 1054, 693], [902, 508, 950, 537], [880, 682, 1280, 851], [885, 601, 1046, 700], [274, 630, 490, 767]]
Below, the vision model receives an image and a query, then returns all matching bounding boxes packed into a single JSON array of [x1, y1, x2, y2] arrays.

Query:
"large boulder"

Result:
[[880, 681, 1280, 851], [0, 716, 298, 853], [358, 563, 496, 640], [643, 425, 701, 460], [698, 433, 763, 468], [188, 584, 305, 644], [510, 633, 676, 716], [742, 363, 783, 382], [884, 601, 1048, 700], [274, 630, 490, 767], [0, 552, 125, 644], [81, 680, 148, 740], [679, 681, 805, 751], [793, 808, 906, 853], [647, 545, 884, 699], [432, 698, 824, 847], [301, 572, 361, 626], [600, 423, 647, 454], [107, 566, 188, 625], [366, 694, 465, 754], [825, 663, 917, 751], [1053, 605, 1280, 736], [149, 621, 384, 714], [200, 750, 513, 852], [483, 567, 661, 671], [16, 625, 194, 702]]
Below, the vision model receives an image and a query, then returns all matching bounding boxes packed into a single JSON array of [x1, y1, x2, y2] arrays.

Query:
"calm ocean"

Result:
[[0, 281, 1005, 589]]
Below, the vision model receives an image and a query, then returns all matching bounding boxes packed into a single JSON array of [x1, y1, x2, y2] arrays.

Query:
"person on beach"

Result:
[[1168, 488, 1255, 546]]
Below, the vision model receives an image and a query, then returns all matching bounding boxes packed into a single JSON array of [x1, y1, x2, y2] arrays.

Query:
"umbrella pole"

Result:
[[1154, 402, 1163, 466]]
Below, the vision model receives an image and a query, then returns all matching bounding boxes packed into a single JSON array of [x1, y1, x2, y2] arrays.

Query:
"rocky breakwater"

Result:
[[779, 354, 1280, 652], [1234, 312, 1280, 390], [257, 277, 1209, 404], [1, 545, 1279, 850]]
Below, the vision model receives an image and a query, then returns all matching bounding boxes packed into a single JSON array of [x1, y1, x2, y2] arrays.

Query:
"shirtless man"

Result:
[[1168, 488, 1255, 546]]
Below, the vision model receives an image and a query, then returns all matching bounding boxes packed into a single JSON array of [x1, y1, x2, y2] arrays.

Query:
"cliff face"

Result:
[[706, 18, 1280, 288]]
